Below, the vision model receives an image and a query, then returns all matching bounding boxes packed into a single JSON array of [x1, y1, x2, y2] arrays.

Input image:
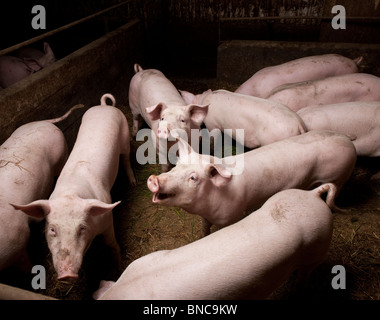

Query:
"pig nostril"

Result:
[[148, 175, 159, 191]]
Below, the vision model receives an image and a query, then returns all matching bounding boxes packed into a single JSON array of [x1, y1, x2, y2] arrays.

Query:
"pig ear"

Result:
[[145, 102, 167, 121], [175, 137, 198, 164], [179, 90, 197, 104], [43, 42, 52, 54], [10, 200, 51, 219], [85, 200, 121, 216], [186, 104, 209, 126], [207, 164, 232, 187]]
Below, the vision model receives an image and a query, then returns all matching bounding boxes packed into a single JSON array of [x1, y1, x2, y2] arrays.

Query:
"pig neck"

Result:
[[183, 165, 251, 227]]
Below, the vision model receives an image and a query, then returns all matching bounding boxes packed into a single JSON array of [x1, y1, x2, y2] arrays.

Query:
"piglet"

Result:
[[267, 73, 380, 112], [0, 104, 82, 272], [298, 101, 380, 157], [129, 64, 208, 171], [0, 42, 56, 89], [12, 94, 136, 280], [147, 131, 356, 236], [94, 183, 336, 300], [180, 89, 306, 149]]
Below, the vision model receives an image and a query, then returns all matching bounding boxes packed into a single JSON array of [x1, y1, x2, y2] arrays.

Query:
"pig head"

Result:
[[129, 64, 208, 171], [0, 42, 56, 89], [12, 197, 120, 280], [16, 42, 56, 66]]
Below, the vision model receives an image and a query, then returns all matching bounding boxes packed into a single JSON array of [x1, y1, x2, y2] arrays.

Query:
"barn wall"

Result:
[[158, 0, 380, 77], [0, 19, 144, 147], [217, 40, 380, 84]]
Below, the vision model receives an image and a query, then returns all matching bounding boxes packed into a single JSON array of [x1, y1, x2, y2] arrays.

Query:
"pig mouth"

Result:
[[153, 192, 175, 203]]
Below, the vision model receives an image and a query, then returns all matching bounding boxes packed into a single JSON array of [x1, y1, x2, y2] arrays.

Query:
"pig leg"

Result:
[[14, 250, 33, 273], [93, 280, 116, 299], [294, 262, 321, 290], [201, 218, 212, 237], [132, 113, 143, 137], [102, 222, 121, 271], [121, 154, 137, 186]]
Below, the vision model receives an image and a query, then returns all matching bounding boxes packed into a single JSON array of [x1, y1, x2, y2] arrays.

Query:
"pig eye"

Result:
[[179, 117, 185, 123], [78, 225, 86, 235], [48, 226, 56, 237], [189, 174, 198, 182], [161, 117, 165, 121]]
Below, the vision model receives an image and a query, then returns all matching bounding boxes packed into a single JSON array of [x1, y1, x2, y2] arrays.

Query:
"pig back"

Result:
[[98, 187, 334, 300], [241, 130, 356, 210], [0, 121, 67, 202]]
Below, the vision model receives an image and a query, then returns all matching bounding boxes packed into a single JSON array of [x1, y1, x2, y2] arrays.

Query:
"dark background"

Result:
[[2, 0, 380, 78]]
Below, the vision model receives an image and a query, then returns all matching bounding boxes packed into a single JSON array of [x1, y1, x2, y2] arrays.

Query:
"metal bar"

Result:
[[220, 16, 380, 22], [0, 283, 57, 300], [0, 0, 134, 56]]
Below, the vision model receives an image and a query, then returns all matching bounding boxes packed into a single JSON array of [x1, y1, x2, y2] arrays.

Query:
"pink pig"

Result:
[[94, 184, 336, 300], [128, 64, 208, 171], [0, 42, 56, 89], [147, 131, 356, 236], [297, 101, 380, 157], [12, 94, 136, 280], [180, 89, 306, 149], [235, 54, 362, 98], [0, 104, 82, 272], [267, 73, 380, 112]]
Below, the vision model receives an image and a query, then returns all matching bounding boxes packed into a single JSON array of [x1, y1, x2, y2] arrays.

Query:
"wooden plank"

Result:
[[0, 283, 57, 300], [0, 19, 144, 148]]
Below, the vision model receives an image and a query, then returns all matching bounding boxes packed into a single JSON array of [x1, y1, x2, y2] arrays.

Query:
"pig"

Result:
[[180, 89, 306, 149], [11, 94, 136, 280], [235, 54, 362, 98], [266, 73, 380, 112], [0, 104, 82, 272], [0, 42, 56, 89], [16, 42, 56, 66], [94, 183, 336, 300], [297, 101, 380, 157], [128, 64, 208, 171], [147, 130, 356, 236]]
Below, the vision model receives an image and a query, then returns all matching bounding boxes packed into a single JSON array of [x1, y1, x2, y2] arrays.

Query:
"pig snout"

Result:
[[57, 272, 79, 281], [55, 248, 81, 281], [157, 126, 170, 139], [147, 175, 159, 193]]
